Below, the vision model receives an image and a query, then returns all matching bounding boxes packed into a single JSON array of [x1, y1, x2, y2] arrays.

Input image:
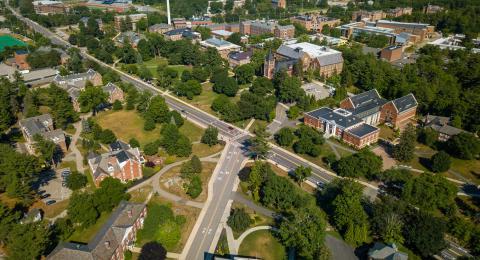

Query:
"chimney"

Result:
[[127, 210, 132, 218], [104, 241, 110, 249], [166, 0, 171, 25]]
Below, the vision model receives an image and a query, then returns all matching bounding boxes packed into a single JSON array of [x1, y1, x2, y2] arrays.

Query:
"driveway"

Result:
[[372, 145, 396, 170], [266, 103, 298, 136], [326, 235, 358, 260]]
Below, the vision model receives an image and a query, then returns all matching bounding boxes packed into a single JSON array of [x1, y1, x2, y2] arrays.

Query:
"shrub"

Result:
[[112, 100, 123, 110], [430, 151, 451, 172], [227, 208, 252, 232]]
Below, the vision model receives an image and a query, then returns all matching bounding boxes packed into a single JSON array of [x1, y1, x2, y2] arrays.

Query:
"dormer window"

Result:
[[107, 163, 114, 172]]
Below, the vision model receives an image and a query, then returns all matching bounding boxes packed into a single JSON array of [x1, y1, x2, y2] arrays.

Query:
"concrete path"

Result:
[[228, 225, 276, 254], [266, 103, 297, 136], [325, 235, 358, 260], [244, 119, 255, 131], [326, 139, 357, 155], [46, 209, 67, 222], [327, 141, 341, 159], [69, 120, 85, 173]]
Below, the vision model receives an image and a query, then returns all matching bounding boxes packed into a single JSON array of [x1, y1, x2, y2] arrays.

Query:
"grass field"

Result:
[[95, 110, 204, 147], [238, 230, 286, 260], [32, 199, 69, 219], [141, 57, 191, 78], [191, 143, 224, 158], [178, 83, 219, 115], [69, 211, 111, 243], [129, 185, 153, 203]]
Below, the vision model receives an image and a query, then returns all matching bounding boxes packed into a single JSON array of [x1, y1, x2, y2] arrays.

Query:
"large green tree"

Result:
[[393, 124, 417, 162], [402, 173, 457, 211], [78, 86, 108, 113]]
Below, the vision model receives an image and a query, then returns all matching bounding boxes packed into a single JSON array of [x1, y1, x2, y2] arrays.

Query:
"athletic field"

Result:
[[0, 35, 27, 52]]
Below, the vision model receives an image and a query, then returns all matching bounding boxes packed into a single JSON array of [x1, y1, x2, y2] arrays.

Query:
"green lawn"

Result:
[[178, 83, 220, 115], [238, 230, 286, 260], [0, 35, 27, 51], [191, 143, 224, 158], [58, 160, 77, 172], [136, 201, 185, 251], [96, 110, 160, 147], [95, 110, 205, 147], [141, 57, 191, 78], [69, 211, 111, 243]]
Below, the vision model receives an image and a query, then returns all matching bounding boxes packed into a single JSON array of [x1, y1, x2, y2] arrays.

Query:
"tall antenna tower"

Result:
[[166, 0, 171, 25]]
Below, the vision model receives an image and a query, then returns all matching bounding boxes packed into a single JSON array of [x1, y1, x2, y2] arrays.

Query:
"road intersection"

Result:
[[8, 7, 380, 258]]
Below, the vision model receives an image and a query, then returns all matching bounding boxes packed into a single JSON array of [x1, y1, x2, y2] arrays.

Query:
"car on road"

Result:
[[45, 200, 56, 205], [228, 126, 234, 131], [40, 194, 50, 199]]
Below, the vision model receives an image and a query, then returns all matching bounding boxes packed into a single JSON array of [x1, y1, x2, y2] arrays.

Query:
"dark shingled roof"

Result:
[[347, 123, 379, 137], [391, 93, 417, 113], [228, 50, 253, 61], [306, 107, 363, 129], [346, 89, 387, 118]]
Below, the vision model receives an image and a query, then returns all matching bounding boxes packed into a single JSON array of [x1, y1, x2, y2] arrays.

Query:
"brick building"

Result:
[[351, 10, 386, 22], [386, 7, 413, 18], [240, 20, 295, 39], [304, 108, 380, 149], [88, 141, 144, 186], [33, 0, 67, 14], [200, 38, 241, 59], [376, 20, 435, 42], [264, 42, 343, 79], [148, 23, 173, 34], [19, 114, 67, 154], [380, 45, 403, 62], [272, 0, 286, 9], [164, 28, 201, 41], [48, 201, 147, 260], [114, 13, 147, 30], [305, 90, 418, 149], [290, 14, 341, 32], [228, 50, 253, 68], [14, 50, 30, 70]]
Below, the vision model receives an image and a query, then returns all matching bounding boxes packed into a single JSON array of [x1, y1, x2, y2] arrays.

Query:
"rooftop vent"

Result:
[[104, 241, 110, 249]]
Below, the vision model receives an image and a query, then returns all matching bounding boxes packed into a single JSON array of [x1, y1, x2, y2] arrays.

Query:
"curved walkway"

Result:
[[226, 225, 277, 254], [128, 151, 223, 209]]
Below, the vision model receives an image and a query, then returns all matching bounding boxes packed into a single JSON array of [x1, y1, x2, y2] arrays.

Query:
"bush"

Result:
[[447, 133, 480, 160], [144, 142, 159, 156], [275, 127, 295, 147], [112, 100, 123, 110], [185, 175, 202, 199], [98, 129, 117, 144], [430, 151, 451, 172], [144, 117, 156, 131], [227, 208, 252, 233], [129, 138, 140, 148]]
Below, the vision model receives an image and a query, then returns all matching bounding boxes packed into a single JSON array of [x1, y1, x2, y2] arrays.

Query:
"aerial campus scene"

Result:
[[0, 0, 479, 259]]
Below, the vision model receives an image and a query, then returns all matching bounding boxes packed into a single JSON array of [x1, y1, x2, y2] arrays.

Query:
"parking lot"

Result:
[[301, 82, 333, 100], [37, 167, 72, 204]]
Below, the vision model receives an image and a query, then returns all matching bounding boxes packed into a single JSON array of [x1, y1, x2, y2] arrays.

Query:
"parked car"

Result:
[[62, 182, 67, 187], [45, 200, 56, 205], [40, 193, 51, 199], [61, 170, 71, 177], [38, 190, 46, 195]]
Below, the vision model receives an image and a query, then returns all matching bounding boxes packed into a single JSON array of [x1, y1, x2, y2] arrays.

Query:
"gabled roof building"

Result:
[[88, 141, 144, 186], [48, 201, 147, 260], [19, 114, 67, 154], [305, 89, 418, 149]]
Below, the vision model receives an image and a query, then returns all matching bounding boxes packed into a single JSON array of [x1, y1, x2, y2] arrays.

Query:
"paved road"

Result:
[[8, 8, 381, 256], [185, 142, 248, 260]]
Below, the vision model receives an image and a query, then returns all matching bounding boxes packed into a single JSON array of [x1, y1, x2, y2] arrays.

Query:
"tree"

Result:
[[144, 142, 159, 156], [404, 210, 446, 257], [185, 175, 202, 198], [66, 172, 87, 190], [447, 132, 480, 160], [98, 129, 117, 144], [174, 80, 202, 99], [276, 76, 304, 103], [334, 150, 382, 179], [112, 100, 123, 110], [213, 77, 239, 97], [330, 179, 369, 246], [129, 138, 140, 148], [275, 127, 295, 147], [53, 217, 74, 241], [7, 222, 52, 260], [293, 166, 312, 186], [169, 111, 184, 127], [393, 124, 416, 162], [227, 32, 242, 45], [278, 205, 326, 259], [94, 177, 130, 212], [201, 126, 219, 146], [430, 151, 451, 172], [78, 86, 108, 113], [249, 126, 270, 159], [227, 208, 252, 233], [402, 173, 457, 211], [0, 79, 16, 132], [417, 128, 438, 147], [247, 161, 270, 201], [139, 241, 167, 260], [234, 64, 255, 84], [68, 192, 99, 228], [145, 96, 170, 124], [250, 77, 274, 96], [33, 134, 58, 166]]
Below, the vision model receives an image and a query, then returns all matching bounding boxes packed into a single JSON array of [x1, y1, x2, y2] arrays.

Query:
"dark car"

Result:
[[228, 126, 234, 131], [40, 193, 51, 199], [61, 170, 71, 177], [45, 200, 56, 205]]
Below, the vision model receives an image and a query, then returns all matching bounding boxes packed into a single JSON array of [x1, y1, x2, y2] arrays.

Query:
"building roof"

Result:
[[148, 23, 171, 31], [48, 201, 146, 260], [15, 49, 29, 55], [368, 242, 408, 260], [346, 89, 387, 118], [306, 107, 363, 129], [212, 29, 234, 37], [201, 38, 240, 50], [377, 19, 430, 29], [19, 114, 53, 137], [228, 50, 253, 61], [391, 93, 417, 113], [33, 0, 63, 5], [109, 140, 131, 151], [22, 68, 58, 83], [102, 82, 120, 94], [53, 69, 98, 85], [347, 123, 379, 137], [88, 145, 142, 180], [277, 42, 343, 66]]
